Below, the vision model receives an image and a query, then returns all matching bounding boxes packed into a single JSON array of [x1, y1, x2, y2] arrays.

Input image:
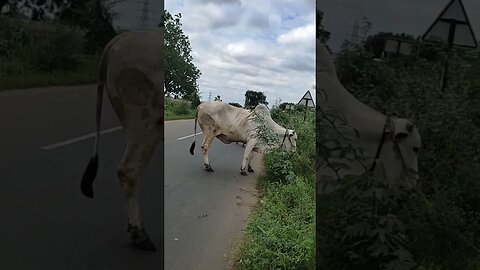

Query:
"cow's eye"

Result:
[[413, 147, 419, 154]]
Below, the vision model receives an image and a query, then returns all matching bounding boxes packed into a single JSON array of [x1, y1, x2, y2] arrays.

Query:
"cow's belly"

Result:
[[216, 134, 245, 144]]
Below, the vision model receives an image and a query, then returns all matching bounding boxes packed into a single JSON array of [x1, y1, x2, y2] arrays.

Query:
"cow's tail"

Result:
[[80, 45, 109, 199], [189, 109, 199, 155]]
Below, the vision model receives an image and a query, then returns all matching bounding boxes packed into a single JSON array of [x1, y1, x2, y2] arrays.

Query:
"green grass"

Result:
[[239, 177, 315, 270], [237, 108, 316, 270], [165, 97, 196, 121], [0, 55, 98, 91]]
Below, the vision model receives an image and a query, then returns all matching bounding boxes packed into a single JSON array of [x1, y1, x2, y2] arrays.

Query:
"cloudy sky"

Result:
[[320, 0, 480, 52], [113, 0, 315, 106]]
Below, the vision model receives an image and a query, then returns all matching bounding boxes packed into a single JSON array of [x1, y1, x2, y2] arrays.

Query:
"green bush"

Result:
[[263, 149, 296, 184], [0, 18, 97, 89], [173, 99, 191, 115], [0, 18, 84, 73], [318, 41, 480, 269], [164, 97, 196, 120], [239, 108, 315, 269]]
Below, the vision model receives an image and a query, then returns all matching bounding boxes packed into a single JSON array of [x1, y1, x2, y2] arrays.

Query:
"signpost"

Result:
[[422, 0, 478, 92], [297, 90, 315, 120], [384, 38, 414, 56]]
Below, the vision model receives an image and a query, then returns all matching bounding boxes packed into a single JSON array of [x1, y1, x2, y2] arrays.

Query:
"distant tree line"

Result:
[[0, 0, 120, 54]]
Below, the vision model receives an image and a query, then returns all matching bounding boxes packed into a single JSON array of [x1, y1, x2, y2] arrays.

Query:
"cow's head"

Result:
[[281, 129, 298, 152], [379, 118, 421, 186]]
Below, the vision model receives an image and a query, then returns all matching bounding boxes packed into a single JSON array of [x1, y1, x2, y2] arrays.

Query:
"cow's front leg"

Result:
[[241, 139, 256, 175], [247, 150, 255, 172]]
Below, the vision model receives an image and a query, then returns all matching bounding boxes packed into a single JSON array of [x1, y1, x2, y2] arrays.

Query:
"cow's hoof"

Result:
[[128, 225, 157, 251], [248, 166, 254, 172], [241, 171, 247, 176], [134, 238, 157, 251], [205, 164, 214, 172]]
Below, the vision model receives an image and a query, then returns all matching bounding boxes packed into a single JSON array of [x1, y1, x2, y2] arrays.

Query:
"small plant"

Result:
[[248, 109, 280, 150]]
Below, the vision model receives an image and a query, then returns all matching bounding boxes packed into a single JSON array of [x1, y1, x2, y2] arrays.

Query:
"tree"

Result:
[[244, 90, 268, 109], [0, 0, 119, 54], [56, 0, 120, 53], [317, 10, 330, 44], [163, 11, 202, 103]]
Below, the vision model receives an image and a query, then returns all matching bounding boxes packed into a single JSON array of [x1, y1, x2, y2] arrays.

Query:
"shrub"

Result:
[[0, 18, 85, 74], [318, 40, 480, 269], [239, 107, 315, 269]]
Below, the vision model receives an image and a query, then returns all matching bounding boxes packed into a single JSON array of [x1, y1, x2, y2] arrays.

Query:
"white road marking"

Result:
[[41, 126, 122, 150], [177, 132, 203, 141]]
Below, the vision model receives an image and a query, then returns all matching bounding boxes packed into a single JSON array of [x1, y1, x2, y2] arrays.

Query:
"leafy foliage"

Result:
[[318, 29, 480, 269], [163, 11, 202, 106], [1, 0, 119, 54], [244, 90, 268, 109], [0, 17, 87, 73], [316, 9, 330, 44], [248, 109, 280, 151], [164, 97, 196, 120], [239, 107, 315, 269]]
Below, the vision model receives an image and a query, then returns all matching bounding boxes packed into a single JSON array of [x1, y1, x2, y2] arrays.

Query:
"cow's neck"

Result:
[[317, 43, 387, 156]]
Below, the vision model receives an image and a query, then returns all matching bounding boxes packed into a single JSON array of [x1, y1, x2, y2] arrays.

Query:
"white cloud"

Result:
[[165, 0, 316, 105], [277, 24, 316, 49]]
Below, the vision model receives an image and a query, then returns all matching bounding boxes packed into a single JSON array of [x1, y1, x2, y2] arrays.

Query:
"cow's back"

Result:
[[197, 101, 252, 142]]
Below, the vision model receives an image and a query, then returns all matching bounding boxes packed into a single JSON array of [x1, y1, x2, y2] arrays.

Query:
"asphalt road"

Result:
[[0, 85, 259, 270], [164, 120, 259, 270]]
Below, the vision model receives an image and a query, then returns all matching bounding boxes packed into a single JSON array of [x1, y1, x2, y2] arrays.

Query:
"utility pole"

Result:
[[208, 91, 212, 102], [137, 0, 150, 30], [347, 19, 361, 45]]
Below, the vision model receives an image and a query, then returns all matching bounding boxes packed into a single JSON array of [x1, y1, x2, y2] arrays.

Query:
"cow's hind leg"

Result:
[[117, 132, 160, 251], [201, 134, 215, 172]]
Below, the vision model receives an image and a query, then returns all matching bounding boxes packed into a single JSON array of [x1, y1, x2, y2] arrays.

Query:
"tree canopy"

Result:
[[163, 11, 201, 107], [244, 90, 268, 109], [0, 0, 119, 54], [317, 10, 330, 44]]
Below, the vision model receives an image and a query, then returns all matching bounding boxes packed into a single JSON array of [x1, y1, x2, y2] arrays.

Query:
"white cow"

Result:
[[189, 101, 297, 175], [317, 41, 421, 193], [80, 27, 164, 251]]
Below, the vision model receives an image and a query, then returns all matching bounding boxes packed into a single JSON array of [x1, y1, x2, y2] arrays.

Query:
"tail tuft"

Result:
[[81, 155, 99, 198], [189, 141, 196, 155]]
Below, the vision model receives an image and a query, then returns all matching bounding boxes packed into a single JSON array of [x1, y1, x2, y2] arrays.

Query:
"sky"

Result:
[[320, 0, 480, 53], [113, 0, 316, 106]]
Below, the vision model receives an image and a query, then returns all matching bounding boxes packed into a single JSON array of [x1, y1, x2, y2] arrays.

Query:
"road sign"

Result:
[[297, 90, 315, 108], [384, 38, 414, 56], [422, 0, 478, 49]]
